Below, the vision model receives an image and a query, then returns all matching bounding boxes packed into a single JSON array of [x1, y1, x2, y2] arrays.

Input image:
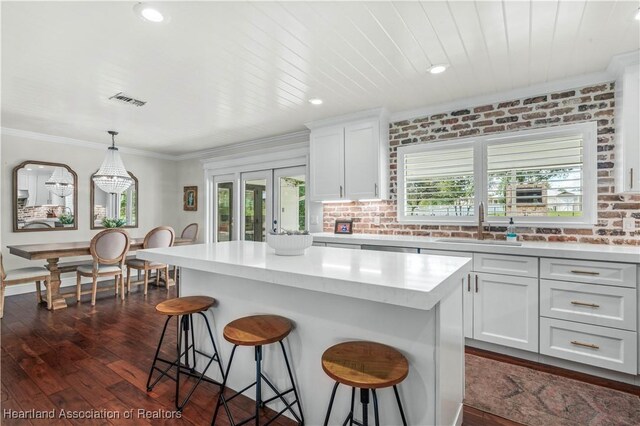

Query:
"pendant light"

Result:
[[45, 167, 74, 197], [93, 131, 133, 194]]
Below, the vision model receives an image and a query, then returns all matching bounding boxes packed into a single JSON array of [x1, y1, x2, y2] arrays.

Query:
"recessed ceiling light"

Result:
[[635, 8, 640, 20], [309, 98, 323, 105], [134, 3, 165, 23], [428, 64, 448, 75]]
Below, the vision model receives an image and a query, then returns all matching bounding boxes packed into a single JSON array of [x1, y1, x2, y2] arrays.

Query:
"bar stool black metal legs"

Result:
[[211, 315, 304, 426], [322, 341, 409, 426], [323, 383, 407, 426], [146, 296, 224, 411]]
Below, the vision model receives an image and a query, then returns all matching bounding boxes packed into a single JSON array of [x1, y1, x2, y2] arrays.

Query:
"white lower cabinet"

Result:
[[540, 279, 637, 331], [472, 273, 539, 352], [540, 317, 638, 375], [463, 273, 473, 339]]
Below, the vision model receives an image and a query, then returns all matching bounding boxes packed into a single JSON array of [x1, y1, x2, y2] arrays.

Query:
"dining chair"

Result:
[[126, 226, 175, 296], [181, 223, 199, 242], [76, 228, 130, 306], [171, 223, 199, 287], [22, 221, 52, 229], [1, 253, 52, 318]]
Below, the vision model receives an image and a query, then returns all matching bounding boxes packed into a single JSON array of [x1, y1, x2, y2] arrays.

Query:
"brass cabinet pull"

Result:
[[570, 270, 600, 276], [475, 274, 478, 293], [571, 301, 600, 308], [467, 273, 471, 292], [571, 340, 600, 350]]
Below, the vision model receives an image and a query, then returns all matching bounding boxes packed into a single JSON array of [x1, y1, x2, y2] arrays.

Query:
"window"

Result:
[[487, 135, 585, 219], [401, 142, 478, 220], [397, 122, 597, 226]]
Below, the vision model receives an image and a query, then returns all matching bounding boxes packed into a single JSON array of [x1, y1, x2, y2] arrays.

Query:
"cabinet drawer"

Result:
[[473, 253, 538, 278], [540, 318, 637, 374], [540, 258, 636, 288], [540, 280, 637, 331]]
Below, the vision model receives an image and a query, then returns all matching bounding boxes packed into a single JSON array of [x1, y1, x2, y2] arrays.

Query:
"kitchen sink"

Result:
[[435, 238, 522, 246]]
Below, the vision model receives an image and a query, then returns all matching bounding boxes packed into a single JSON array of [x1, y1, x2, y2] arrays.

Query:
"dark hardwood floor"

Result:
[[1, 282, 296, 425], [1, 282, 521, 426]]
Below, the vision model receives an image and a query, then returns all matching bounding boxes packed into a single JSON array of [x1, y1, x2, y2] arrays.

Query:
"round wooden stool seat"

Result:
[[155, 296, 216, 316], [223, 315, 293, 346], [322, 341, 409, 389]]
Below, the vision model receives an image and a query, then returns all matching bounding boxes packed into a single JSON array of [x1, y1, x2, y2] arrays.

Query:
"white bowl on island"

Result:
[[266, 232, 314, 256]]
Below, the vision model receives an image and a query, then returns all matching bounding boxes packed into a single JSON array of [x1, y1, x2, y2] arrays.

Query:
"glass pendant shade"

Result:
[[93, 131, 134, 194], [45, 167, 74, 197]]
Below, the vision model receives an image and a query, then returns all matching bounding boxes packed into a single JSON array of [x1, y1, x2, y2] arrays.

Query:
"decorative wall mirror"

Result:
[[90, 171, 138, 229], [13, 161, 78, 232]]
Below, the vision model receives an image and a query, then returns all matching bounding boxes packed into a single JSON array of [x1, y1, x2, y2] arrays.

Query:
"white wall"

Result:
[[1, 133, 179, 275], [174, 158, 205, 242]]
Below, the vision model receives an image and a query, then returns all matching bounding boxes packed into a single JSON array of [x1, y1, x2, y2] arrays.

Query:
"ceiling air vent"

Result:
[[109, 92, 147, 107]]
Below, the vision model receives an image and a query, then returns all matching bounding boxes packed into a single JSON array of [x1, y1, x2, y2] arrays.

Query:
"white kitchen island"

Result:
[[138, 241, 472, 426]]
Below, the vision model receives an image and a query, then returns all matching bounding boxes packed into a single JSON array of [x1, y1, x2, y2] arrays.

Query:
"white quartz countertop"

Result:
[[312, 233, 640, 263], [137, 241, 471, 311]]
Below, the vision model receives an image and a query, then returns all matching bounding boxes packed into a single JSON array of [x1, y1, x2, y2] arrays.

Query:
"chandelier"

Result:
[[93, 131, 133, 194], [45, 167, 74, 197]]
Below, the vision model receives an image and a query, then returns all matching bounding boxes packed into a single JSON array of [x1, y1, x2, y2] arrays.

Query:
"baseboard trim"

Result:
[[466, 346, 640, 397], [452, 403, 463, 426]]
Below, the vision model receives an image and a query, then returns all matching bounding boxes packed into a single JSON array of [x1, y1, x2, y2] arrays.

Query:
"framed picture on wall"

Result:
[[183, 186, 198, 211], [334, 219, 353, 234]]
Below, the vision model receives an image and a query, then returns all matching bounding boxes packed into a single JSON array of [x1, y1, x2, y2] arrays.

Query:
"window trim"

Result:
[[397, 122, 598, 227]]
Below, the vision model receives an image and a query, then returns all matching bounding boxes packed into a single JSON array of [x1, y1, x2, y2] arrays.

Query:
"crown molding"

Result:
[[389, 70, 614, 123], [607, 49, 640, 78], [304, 107, 389, 130], [1, 127, 175, 160], [176, 130, 310, 162]]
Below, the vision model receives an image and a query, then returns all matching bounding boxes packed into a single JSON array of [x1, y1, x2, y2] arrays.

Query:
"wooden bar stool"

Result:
[[322, 341, 409, 426], [211, 314, 304, 426], [146, 296, 224, 411]]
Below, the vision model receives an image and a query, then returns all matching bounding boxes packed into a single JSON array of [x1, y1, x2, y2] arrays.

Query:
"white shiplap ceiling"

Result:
[[2, 1, 639, 155]]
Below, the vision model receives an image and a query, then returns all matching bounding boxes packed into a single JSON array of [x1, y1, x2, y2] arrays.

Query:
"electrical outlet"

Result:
[[373, 216, 381, 225], [623, 217, 636, 231], [311, 215, 319, 225]]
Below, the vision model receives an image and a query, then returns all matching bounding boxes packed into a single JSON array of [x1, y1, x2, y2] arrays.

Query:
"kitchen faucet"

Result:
[[477, 202, 485, 240]]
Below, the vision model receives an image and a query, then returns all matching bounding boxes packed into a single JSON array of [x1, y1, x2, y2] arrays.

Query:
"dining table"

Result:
[[7, 237, 193, 310]]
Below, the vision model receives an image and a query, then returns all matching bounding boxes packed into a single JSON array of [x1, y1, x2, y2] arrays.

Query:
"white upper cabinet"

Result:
[[344, 120, 381, 199], [309, 126, 345, 200], [614, 60, 640, 193], [307, 109, 389, 202]]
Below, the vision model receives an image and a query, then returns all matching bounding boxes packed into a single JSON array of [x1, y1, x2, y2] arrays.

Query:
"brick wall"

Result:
[[323, 82, 640, 245]]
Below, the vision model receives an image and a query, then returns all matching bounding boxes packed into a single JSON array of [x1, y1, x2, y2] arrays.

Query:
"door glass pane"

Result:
[[217, 182, 233, 242], [277, 174, 306, 232], [244, 179, 266, 241]]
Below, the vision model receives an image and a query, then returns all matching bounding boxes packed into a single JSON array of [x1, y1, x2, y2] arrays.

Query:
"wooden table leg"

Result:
[[46, 258, 68, 310]]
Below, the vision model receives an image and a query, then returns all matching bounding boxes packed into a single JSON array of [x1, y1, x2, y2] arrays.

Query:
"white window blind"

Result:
[[487, 136, 583, 218], [403, 145, 475, 217]]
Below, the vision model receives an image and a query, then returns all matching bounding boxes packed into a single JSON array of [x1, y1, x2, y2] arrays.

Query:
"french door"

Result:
[[241, 170, 272, 242], [273, 166, 306, 233], [213, 174, 237, 242], [210, 166, 306, 243]]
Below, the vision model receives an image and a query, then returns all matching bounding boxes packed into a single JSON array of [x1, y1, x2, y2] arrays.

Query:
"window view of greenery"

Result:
[[402, 134, 584, 220], [217, 183, 232, 242], [118, 191, 136, 225], [404, 146, 475, 217], [487, 137, 583, 218]]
